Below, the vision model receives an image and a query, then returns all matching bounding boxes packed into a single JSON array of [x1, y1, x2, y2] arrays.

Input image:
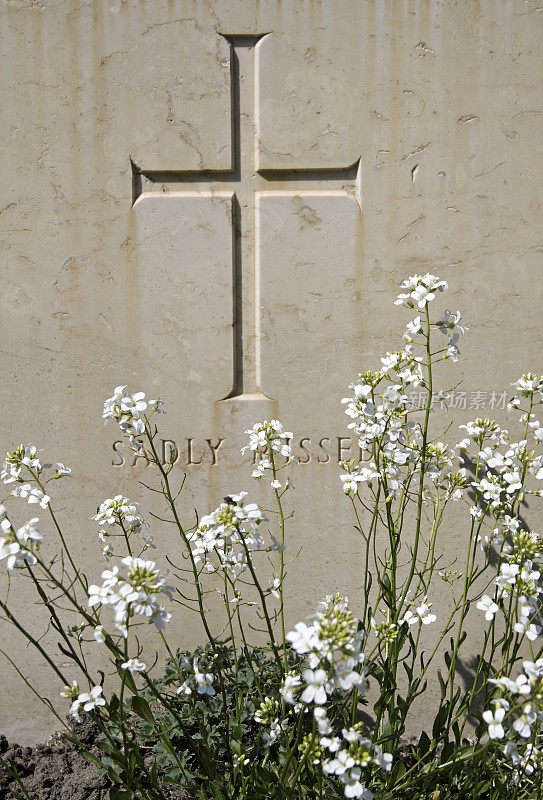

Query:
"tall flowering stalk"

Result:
[[0, 275, 542, 799]]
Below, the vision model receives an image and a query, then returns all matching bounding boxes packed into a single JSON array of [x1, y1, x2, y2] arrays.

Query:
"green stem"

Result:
[[269, 443, 288, 668]]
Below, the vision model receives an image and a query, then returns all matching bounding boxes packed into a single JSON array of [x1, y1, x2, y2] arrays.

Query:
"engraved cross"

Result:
[[132, 34, 361, 401]]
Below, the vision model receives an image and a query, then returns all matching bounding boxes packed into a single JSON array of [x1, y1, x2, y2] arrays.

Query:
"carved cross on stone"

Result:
[[132, 33, 361, 401]]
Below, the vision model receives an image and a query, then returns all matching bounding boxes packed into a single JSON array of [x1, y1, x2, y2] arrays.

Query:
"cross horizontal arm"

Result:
[[132, 160, 361, 205]]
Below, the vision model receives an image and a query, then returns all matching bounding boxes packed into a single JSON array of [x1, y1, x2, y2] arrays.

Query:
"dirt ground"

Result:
[[0, 720, 109, 800]]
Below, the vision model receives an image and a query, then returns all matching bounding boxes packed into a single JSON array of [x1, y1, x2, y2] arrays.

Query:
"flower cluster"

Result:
[[484, 659, 543, 777], [342, 369, 422, 496], [255, 696, 289, 745], [243, 420, 292, 459], [10, 483, 50, 509], [103, 386, 164, 455], [254, 596, 387, 798], [0, 506, 42, 570], [510, 373, 543, 404], [187, 492, 270, 579], [93, 495, 149, 558], [370, 615, 399, 646], [475, 521, 542, 641], [460, 397, 543, 645], [394, 273, 448, 310], [243, 420, 296, 492], [322, 724, 392, 799], [339, 460, 380, 496], [286, 595, 366, 679], [88, 556, 172, 637], [93, 496, 145, 532], [1, 444, 43, 484]]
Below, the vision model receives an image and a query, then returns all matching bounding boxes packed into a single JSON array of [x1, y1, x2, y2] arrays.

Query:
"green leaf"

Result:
[[437, 669, 447, 698], [80, 750, 102, 767], [432, 701, 450, 740], [57, 642, 78, 661], [109, 693, 120, 717], [106, 765, 123, 784], [109, 787, 132, 800], [417, 731, 431, 756], [452, 721, 461, 746], [120, 668, 137, 694], [131, 695, 155, 726]]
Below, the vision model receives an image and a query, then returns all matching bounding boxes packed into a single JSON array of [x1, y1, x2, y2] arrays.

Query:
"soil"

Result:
[[0, 719, 110, 800]]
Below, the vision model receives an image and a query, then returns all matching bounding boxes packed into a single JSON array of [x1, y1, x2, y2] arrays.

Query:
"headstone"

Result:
[[1, 1, 542, 744]]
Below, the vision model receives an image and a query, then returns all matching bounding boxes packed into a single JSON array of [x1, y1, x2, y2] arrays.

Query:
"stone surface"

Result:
[[0, 0, 542, 744]]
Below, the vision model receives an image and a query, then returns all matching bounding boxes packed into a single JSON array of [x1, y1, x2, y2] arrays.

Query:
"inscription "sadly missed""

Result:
[[112, 437, 365, 467]]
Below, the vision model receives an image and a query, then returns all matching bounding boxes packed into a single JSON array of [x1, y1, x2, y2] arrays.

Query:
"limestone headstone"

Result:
[[0, 0, 542, 744]]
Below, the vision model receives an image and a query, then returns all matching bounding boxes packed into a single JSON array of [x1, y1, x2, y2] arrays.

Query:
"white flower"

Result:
[[503, 470, 523, 495], [263, 719, 285, 746], [483, 707, 506, 739], [514, 618, 541, 641], [374, 747, 393, 772], [416, 603, 436, 625], [280, 673, 302, 705], [321, 735, 341, 753], [503, 515, 520, 534], [340, 767, 373, 799], [194, 661, 215, 696], [55, 463, 72, 477], [151, 606, 172, 630], [121, 391, 147, 415], [496, 562, 519, 587], [93, 495, 145, 532], [314, 707, 332, 735], [69, 700, 83, 723], [78, 686, 106, 712], [232, 752, 250, 769], [439, 309, 468, 336], [476, 595, 499, 621], [286, 622, 317, 655], [121, 657, 146, 674], [340, 465, 380, 495], [405, 316, 423, 338], [87, 559, 172, 633], [301, 669, 328, 705], [177, 681, 192, 696], [142, 534, 156, 550], [513, 704, 537, 738], [490, 674, 530, 695], [324, 748, 355, 776], [333, 657, 366, 692], [380, 352, 400, 373], [0, 517, 42, 570], [1, 444, 42, 484], [149, 398, 166, 414], [93, 625, 106, 643], [523, 658, 543, 680], [11, 524, 37, 547]]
